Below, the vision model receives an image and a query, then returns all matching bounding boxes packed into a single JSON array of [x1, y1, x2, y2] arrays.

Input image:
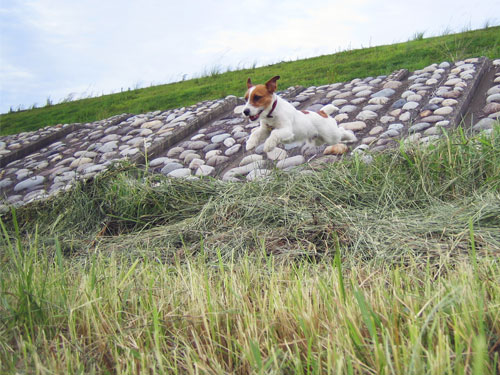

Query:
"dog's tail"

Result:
[[320, 104, 339, 116]]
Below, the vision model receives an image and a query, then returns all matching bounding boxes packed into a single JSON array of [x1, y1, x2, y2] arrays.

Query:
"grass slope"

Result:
[[1, 26, 500, 136], [1, 125, 499, 374]]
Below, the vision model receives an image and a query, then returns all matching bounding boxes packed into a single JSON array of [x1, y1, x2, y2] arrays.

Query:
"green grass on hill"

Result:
[[1, 26, 499, 136]]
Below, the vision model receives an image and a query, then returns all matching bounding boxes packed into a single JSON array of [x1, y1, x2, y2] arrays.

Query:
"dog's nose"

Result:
[[243, 108, 250, 116]]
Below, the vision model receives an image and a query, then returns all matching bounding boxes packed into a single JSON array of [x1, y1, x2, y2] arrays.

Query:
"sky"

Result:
[[0, 0, 499, 114]]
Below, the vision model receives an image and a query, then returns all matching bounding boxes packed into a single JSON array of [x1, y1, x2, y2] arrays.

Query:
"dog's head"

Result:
[[243, 75, 280, 121]]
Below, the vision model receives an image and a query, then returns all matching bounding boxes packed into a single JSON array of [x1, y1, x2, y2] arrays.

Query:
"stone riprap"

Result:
[[1, 57, 499, 212]]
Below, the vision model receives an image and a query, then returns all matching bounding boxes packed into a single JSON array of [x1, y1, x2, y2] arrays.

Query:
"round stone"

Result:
[[368, 97, 389, 105], [195, 165, 215, 177], [276, 155, 305, 169], [383, 81, 402, 89], [356, 111, 378, 121], [225, 144, 241, 156], [391, 99, 406, 109], [339, 105, 358, 113], [14, 176, 45, 192], [407, 94, 422, 102], [266, 147, 287, 161], [186, 141, 209, 150], [369, 126, 384, 135], [0, 178, 13, 189], [363, 104, 383, 112], [98, 141, 118, 153], [223, 137, 236, 148], [191, 133, 205, 141], [323, 144, 348, 155], [486, 86, 500, 96], [379, 128, 400, 138], [341, 121, 366, 131], [331, 99, 348, 106], [240, 154, 263, 166], [70, 158, 92, 168], [434, 106, 453, 115], [371, 88, 395, 98], [441, 99, 458, 106], [483, 102, 500, 115], [445, 78, 462, 86], [388, 123, 404, 131], [473, 118, 495, 132], [189, 158, 205, 169], [206, 155, 229, 166], [184, 153, 202, 164], [161, 162, 184, 175], [399, 112, 411, 121], [409, 122, 431, 133], [211, 133, 231, 143], [246, 169, 272, 181], [168, 168, 192, 178], [486, 94, 500, 104], [402, 102, 419, 110]]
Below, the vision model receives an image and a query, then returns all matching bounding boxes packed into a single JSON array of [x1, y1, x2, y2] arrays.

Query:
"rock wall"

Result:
[[1, 57, 499, 212]]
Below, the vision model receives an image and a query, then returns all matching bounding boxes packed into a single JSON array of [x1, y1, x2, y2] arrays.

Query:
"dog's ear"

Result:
[[265, 76, 280, 93], [247, 78, 253, 89]]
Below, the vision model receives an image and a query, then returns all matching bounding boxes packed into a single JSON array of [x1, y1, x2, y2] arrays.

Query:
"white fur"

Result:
[[244, 92, 357, 153]]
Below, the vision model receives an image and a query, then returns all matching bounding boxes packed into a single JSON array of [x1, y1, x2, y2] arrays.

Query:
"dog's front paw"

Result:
[[246, 140, 257, 151], [263, 139, 277, 153]]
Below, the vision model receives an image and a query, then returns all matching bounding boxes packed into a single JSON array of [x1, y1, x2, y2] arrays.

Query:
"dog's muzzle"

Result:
[[243, 108, 262, 122]]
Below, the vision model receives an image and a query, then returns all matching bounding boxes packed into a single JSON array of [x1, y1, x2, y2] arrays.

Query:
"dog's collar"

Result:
[[266, 99, 277, 118]]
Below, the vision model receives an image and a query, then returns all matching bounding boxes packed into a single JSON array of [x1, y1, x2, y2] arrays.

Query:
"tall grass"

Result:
[[1, 125, 499, 374]]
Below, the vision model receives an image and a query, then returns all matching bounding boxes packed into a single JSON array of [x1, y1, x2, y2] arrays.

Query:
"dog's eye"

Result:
[[253, 95, 262, 101]]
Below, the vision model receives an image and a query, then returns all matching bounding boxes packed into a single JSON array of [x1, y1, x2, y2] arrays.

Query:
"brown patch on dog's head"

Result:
[[248, 85, 273, 108], [245, 76, 280, 109], [265, 76, 280, 93], [301, 110, 310, 114], [317, 110, 328, 118]]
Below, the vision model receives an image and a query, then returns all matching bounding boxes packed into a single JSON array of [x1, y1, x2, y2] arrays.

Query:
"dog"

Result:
[[243, 76, 357, 153]]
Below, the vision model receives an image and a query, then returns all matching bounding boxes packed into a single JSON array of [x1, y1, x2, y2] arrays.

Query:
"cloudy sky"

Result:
[[0, 0, 498, 114]]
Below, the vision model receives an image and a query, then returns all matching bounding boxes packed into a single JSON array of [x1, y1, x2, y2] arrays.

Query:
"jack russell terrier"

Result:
[[243, 75, 357, 152]]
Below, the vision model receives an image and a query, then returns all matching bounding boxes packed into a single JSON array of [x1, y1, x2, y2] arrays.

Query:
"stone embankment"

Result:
[[1, 57, 499, 212]]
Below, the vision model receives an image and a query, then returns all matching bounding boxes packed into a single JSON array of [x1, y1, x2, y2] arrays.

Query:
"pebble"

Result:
[[434, 106, 453, 115], [339, 105, 358, 113], [246, 169, 272, 181], [195, 165, 215, 177], [487, 94, 500, 103], [371, 88, 395, 98], [240, 154, 263, 166], [391, 99, 406, 109], [161, 162, 184, 175], [14, 176, 45, 192], [483, 102, 500, 115], [225, 144, 241, 156], [211, 133, 231, 143], [356, 111, 378, 121], [402, 102, 419, 110], [276, 155, 305, 169], [266, 147, 287, 161], [473, 118, 496, 132], [369, 126, 384, 135], [341, 121, 367, 131], [409, 122, 431, 133], [323, 144, 348, 155], [168, 168, 192, 178], [206, 155, 229, 166]]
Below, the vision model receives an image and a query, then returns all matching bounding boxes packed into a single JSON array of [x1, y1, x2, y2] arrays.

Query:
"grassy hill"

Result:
[[1, 26, 500, 374], [1, 26, 499, 136]]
